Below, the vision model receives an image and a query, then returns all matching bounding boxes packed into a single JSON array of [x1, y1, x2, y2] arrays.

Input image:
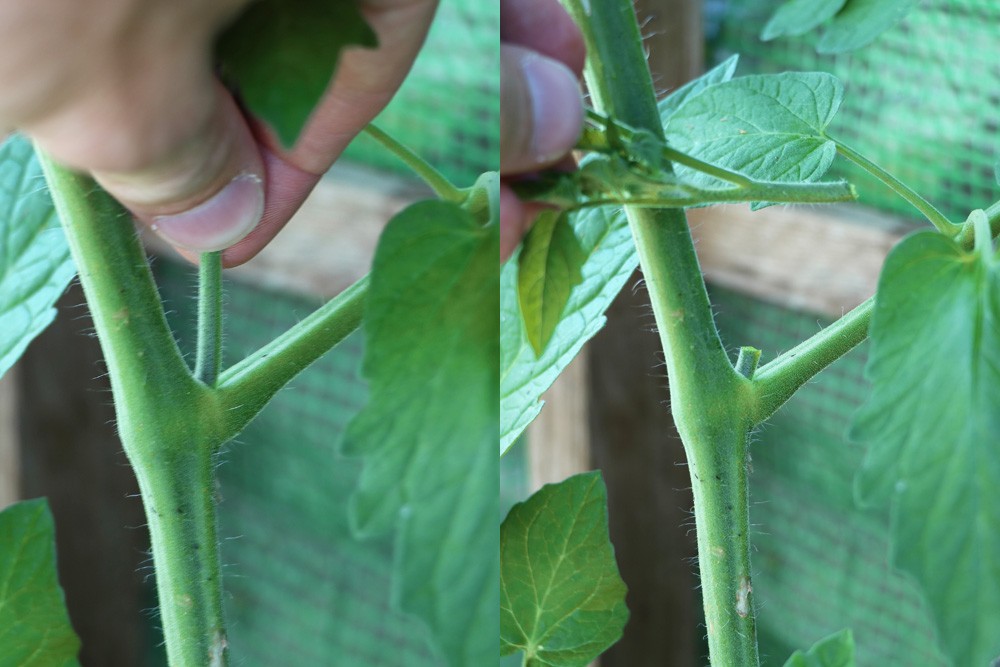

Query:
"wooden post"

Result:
[[587, 1, 703, 664], [527, 353, 591, 489], [0, 367, 18, 508], [18, 284, 147, 667]]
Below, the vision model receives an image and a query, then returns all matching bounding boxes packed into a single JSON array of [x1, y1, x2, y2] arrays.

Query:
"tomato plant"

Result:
[[501, 1, 1000, 666], [0, 2, 497, 666]]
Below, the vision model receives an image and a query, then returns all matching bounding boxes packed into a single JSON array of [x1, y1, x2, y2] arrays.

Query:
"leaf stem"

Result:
[[363, 124, 465, 202], [194, 252, 223, 387], [751, 296, 874, 424], [216, 276, 368, 439], [574, 179, 855, 209], [586, 109, 754, 187], [835, 139, 957, 234]]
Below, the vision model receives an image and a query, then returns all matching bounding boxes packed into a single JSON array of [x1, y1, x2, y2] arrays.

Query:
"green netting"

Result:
[[709, 0, 1000, 224], [152, 259, 440, 666], [342, 0, 499, 186], [710, 287, 946, 666]]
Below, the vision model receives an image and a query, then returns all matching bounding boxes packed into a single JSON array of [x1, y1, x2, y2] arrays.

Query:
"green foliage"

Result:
[[658, 54, 739, 122], [761, 0, 846, 41], [500, 205, 637, 454], [341, 200, 498, 665], [664, 72, 843, 188], [783, 629, 855, 667], [0, 499, 80, 666], [0, 136, 75, 381], [762, 0, 921, 53], [217, 0, 377, 147], [852, 227, 1000, 667], [500, 472, 628, 666], [517, 210, 586, 355]]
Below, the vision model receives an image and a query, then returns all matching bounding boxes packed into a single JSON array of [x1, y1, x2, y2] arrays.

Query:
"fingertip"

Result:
[[219, 147, 321, 267], [501, 46, 584, 175]]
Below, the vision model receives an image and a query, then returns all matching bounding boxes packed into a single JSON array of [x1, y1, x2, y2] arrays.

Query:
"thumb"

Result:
[[30, 75, 264, 255], [500, 44, 583, 175]]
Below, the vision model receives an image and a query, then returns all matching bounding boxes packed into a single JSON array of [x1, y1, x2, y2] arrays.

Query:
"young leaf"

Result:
[[817, 0, 921, 54], [0, 499, 81, 666], [517, 210, 586, 356], [658, 54, 739, 122], [216, 0, 377, 147], [500, 472, 628, 666], [0, 135, 75, 380], [664, 72, 843, 188], [341, 200, 498, 665], [783, 629, 855, 667], [851, 230, 1000, 666], [501, 205, 637, 454], [761, 0, 847, 41]]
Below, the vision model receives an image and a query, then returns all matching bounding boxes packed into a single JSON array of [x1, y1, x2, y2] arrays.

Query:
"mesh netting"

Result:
[[342, 0, 499, 186], [153, 259, 439, 666], [708, 0, 1000, 223], [703, 3, 995, 663]]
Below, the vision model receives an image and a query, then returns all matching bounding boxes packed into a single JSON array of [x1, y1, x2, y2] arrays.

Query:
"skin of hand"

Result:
[[500, 0, 585, 261], [0, 0, 438, 267]]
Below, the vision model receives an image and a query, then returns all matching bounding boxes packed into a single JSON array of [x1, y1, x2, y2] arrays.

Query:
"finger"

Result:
[[501, 0, 586, 75], [214, 0, 439, 266], [500, 183, 527, 262], [27, 50, 265, 255], [500, 44, 583, 175]]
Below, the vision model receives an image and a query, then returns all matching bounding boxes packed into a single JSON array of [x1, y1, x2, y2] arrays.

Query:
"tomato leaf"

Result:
[[783, 629, 855, 667], [0, 135, 75, 380], [517, 210, 586, 356], [761, 0, 919, 53], [658, 54, 739, 122], [851, 230, 1000, 666], [664, 72, 843, 190], [500, 472, 628, 666], [817, 0, 921, 54], [761, 0, 847, 41], [501, 205, 637, 454], [216, 0, 377, 147], [341, 200, 498, 665], [0, 498, 80, 666]]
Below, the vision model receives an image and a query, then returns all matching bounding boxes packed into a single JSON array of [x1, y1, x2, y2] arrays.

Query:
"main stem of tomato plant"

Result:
[[562, 1, 759, 664], [39, 155, 232, 667]]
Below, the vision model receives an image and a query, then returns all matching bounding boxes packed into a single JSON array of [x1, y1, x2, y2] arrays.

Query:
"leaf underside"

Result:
[[663, 71, 843, 194], [0, 135, 76, 380], [341, 200, 498, 665], [761, 0, 847, 41], [851, 231, 1000, 666], [658, 54, 739, 122], [501, 205, 637, 454], [0, 499, 81, 666], [516, 210, 586, 356], [762, 0, 921, 53], [500, 472, 628, 666], [783, 629, 855, 667], [216, 0, 377, 147]]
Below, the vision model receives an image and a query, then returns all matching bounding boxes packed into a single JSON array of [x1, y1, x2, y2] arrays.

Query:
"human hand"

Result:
[[0, 0, 437, 267], [500, 0, 585, 261]]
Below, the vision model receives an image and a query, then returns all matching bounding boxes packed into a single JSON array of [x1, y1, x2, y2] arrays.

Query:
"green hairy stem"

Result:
[[38, 153, 230, 667], [561, 0, 761, 663], [38, 151, 369, 666]]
